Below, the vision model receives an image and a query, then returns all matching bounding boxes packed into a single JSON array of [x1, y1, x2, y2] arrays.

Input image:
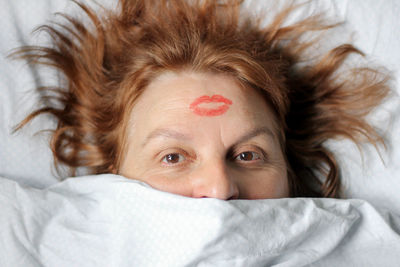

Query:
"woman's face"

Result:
[[119, 72, 289, 199]]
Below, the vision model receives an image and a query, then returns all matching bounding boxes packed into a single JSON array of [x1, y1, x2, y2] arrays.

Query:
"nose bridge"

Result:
[[191, 158, 239, 200]]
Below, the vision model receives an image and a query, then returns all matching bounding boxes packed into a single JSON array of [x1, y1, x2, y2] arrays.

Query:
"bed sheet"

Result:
[[0, 1, 399, 211], [1, 174, 400, 267]]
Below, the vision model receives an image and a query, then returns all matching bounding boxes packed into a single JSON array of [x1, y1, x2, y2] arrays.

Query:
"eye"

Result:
[[234, 151, 261, 162], [162, 153, 186, 165]]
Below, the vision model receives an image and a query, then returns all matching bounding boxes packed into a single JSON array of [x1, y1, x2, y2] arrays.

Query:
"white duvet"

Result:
[[1, 174, 399, 267]]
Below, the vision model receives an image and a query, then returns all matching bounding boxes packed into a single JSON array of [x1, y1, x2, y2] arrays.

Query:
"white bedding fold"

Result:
[[1, 174, 399, 267]]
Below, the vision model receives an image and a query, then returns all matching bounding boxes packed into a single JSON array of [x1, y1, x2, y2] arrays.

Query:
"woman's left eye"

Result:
[[234, 151, 261, 162]]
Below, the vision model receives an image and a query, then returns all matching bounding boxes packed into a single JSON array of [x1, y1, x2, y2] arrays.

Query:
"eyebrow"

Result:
[[141, 126, 276, 148], [141, 128, 192, 147], [230, 126, 276, 148]]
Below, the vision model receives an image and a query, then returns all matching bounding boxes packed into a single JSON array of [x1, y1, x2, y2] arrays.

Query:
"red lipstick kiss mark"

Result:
[[190, 95, 233, 116]]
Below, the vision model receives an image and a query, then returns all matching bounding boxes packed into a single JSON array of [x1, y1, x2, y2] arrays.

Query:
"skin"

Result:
[[119, 71, 289, 200]]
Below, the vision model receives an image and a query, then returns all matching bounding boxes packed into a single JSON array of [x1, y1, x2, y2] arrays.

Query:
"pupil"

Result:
[[240, 152, 253, 161], [167, 154, 179, 163]]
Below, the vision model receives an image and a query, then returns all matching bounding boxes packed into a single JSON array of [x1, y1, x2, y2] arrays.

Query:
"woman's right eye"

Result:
[[162, 153, 186, 165]]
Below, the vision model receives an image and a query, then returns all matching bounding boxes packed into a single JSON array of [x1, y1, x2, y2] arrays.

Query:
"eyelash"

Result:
[[160, 147, 266, 166]]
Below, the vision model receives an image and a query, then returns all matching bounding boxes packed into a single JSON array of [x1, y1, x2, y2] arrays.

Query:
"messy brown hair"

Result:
[[14, 0, 390, 197]]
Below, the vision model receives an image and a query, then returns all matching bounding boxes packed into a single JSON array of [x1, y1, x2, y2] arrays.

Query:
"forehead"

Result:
[[129, 71, 279, 135], [135, 72, 268, 112], [142, 71, 246, 103]]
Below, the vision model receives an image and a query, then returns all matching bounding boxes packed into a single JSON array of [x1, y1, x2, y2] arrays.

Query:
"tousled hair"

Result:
[[14, 0, 390, 197]]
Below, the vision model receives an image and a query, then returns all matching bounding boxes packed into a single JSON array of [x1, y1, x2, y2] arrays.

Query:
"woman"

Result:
[[15, 0, 390, 199]]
